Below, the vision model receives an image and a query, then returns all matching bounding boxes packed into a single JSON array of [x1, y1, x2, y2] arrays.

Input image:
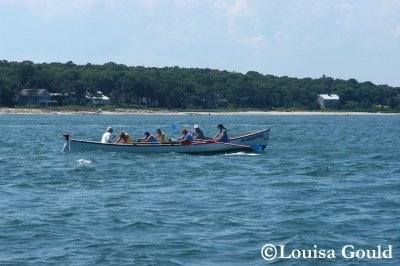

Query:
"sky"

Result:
[[0, 0, 400, 87]]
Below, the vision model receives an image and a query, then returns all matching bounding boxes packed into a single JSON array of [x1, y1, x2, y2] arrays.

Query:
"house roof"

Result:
[[20, 89, 48, 96], [319, 94, 339, 100]]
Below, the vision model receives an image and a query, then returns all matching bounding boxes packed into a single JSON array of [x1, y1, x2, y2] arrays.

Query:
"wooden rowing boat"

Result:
[[62, 129, 270, 154]]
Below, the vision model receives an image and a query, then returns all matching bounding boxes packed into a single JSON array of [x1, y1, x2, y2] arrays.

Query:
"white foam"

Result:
[[224, 152, 260, 156], [76, 159, 92, 164]]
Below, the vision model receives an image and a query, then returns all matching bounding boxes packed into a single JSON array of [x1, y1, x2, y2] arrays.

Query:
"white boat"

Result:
[[62, 129, 270, 154]]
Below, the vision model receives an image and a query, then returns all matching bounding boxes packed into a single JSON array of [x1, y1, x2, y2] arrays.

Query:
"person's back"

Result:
[[125, 134, 133, 144], [115, 132, 134, 144], [101, 127, 114, 143], [121, 133, 133, 144]]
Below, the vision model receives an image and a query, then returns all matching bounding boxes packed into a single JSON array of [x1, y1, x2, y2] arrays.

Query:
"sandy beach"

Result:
[[0, 108, 398, 116]]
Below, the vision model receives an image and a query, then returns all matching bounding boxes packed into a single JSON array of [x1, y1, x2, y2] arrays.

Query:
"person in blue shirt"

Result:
[[214, 124, 230, 143], [141, 131, 157, 143], [178, 129, 194, 145]]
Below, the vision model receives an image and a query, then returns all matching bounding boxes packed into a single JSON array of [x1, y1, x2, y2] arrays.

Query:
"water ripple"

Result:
[[0, 114, 399, 265]]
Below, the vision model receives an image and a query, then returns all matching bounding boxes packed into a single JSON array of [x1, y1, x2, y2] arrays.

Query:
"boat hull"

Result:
[[63, 129, 270, 154]]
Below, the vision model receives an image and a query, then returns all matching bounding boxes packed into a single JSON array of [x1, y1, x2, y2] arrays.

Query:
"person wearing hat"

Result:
[[213, 124, 230, 143], [192, 124, 206, 140], [101, 127, 115, 143], [141, 131, 157, 143], [155, 128, 169, 143]]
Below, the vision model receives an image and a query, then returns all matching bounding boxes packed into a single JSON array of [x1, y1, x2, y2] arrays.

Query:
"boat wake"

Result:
[[224, 152, 260, 156]]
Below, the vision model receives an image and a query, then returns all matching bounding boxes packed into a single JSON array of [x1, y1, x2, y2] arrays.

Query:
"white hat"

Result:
[[194, 124, 200, 129], [106, 127, 113, 132]]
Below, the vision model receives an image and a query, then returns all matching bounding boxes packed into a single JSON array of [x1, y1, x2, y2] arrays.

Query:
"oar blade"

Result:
[[250, 146, 263, 152]]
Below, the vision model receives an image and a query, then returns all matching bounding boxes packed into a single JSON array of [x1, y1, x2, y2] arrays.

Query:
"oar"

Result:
[[171, 124, 180, 131], [172, 124, 193, 133], [196, 140, 262, 152]]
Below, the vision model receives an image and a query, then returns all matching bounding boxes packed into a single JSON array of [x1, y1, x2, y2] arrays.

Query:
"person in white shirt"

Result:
[[101, 127, 115, 143]]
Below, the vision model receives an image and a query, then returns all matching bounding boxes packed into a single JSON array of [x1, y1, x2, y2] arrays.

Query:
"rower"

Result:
[[115, 131, 133, 144], [192, 124, 206, 140], [178, 129, 194, 145], [141, 131, 157, 143], [214, 124, 230, 143], [101, 127, 115, 143], [155, 128, 169, 143]]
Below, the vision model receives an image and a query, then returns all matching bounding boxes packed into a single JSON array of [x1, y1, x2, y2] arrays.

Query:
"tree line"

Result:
[[1, 60, 400, 111]]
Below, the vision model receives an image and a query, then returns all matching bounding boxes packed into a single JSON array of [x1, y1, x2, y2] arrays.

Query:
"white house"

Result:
[[86, 91, 111, 105], [318, 94, 339, 109]]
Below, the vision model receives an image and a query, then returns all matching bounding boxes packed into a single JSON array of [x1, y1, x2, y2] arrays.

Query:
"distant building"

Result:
[[318, 94, 339, 109], [86, 91, 111, 105], [15, 89, 58, 106]]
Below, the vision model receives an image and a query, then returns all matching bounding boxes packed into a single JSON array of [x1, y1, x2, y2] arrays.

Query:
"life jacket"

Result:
[[183, 134, 194, 141], [156, 133, 168, 143], [180, 134, 194, 145], [193, 129, 205, 140], [126, 134, 133, 144], [218, 135, 230, 143], [217, 129, 230, 143], [180, 139, 193, 145]]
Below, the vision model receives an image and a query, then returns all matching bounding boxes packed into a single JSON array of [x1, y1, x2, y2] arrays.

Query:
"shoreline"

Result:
[[0, 108, 399, 116]]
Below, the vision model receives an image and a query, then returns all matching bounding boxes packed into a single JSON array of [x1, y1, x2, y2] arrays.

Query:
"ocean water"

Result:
[[0, 114, 399, 265]]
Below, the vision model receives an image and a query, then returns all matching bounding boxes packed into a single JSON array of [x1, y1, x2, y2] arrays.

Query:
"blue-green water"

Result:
[[0, 114, 399, 265]]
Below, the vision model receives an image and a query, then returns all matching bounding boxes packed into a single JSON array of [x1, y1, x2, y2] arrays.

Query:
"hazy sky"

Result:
[[1, 0, 399, 86]]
